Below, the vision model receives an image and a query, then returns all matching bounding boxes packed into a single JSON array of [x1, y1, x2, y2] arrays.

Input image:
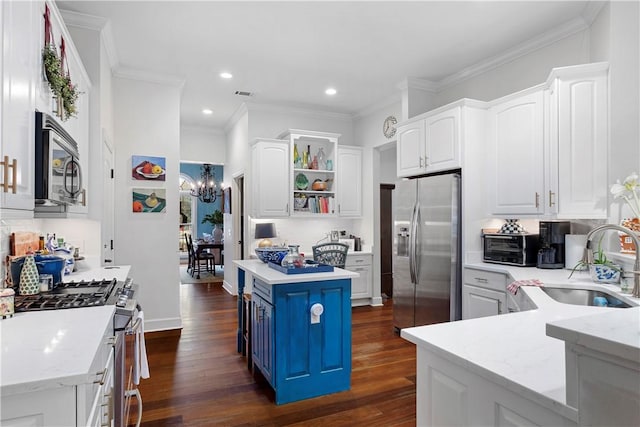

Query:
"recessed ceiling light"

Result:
[[325, 88, 337, 96], [220, 72, 233, 79], [202, 109, 213, 115]]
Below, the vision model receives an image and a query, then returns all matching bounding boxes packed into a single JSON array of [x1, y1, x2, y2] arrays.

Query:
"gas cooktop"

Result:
[[14, 278, 121, 312]]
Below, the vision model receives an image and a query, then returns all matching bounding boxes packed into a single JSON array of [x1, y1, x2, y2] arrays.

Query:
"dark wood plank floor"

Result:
[[131, 282, 416, 426]]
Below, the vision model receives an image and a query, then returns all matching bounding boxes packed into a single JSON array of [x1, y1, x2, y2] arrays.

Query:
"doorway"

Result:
[[380, 183, 395, 298]]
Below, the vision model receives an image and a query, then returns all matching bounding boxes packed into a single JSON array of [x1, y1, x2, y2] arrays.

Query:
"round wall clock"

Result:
[[383, 115, 397, 139]]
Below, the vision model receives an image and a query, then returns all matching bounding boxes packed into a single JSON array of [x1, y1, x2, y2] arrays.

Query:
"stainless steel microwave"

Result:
[[34, 111, 83, 206], [483, 233, 539, 267]]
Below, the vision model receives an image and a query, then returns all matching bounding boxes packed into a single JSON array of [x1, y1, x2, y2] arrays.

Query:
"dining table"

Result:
[[193, 240, 224, 278]]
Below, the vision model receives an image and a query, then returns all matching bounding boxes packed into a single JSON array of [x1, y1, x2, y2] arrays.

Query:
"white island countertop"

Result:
[[234, 259, 358, 284], [401, 262, 640, 421], [1, 265, 131, 396]]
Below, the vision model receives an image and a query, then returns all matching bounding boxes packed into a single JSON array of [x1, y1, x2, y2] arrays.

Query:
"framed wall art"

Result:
[[132, 188, 166, 213], [132, 155, 166, 181], [223, 187, 231, 214]]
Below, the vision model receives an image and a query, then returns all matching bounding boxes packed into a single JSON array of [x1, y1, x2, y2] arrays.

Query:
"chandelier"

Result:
[[190, 164, 222, 203]]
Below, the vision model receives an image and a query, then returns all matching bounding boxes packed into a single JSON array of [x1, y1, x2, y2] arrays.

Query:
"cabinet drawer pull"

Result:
[[535, 192, 540, 208], [80, 189, 87, 206], [94, 367, 108, 385], [419, 157, 424, 168], [1, 156, 18, 194], [354, 259, 364, 263], [548, 190, 555, 207], [354, 267, 365, 272], [474, 277, 488, 283]]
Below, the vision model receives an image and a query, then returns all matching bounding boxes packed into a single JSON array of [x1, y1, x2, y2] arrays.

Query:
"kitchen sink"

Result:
[[541, 287, 634, 308]]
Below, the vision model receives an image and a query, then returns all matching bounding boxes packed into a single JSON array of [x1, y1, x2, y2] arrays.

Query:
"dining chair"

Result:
[[311, 242, 349, 269], [184, 234, 194, 274], [187, 234, 215, 278]]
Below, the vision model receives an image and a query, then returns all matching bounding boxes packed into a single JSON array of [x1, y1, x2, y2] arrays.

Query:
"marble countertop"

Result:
[[234, 259, 358, 284], [1, 305, 115, 395], [1, 265, 132, 396], [401, 262, 640, 420]]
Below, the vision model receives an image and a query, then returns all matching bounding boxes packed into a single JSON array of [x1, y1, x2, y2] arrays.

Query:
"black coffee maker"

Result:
[[537, 221, 571, 269]]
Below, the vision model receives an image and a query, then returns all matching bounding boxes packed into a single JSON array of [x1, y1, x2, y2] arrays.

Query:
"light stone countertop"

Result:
[[1, 266, 132, 396], [234, 259, 358, 285], [401, 262, 640, 421]]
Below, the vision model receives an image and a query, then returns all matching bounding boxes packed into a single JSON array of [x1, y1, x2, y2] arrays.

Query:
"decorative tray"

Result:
[[268, 260, 334, 274]]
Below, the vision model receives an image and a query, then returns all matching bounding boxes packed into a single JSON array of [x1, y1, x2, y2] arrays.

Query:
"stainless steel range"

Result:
[[14, 277, 142, 427]]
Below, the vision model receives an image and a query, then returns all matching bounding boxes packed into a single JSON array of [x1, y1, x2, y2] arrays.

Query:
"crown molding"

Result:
[[181, 124, 225, 136], [224, 102, 249, 134], [582, 1, 607, 25], [59, 9, 119, 69], [397, 77, 439, 92], [113, 66, 186, 91], [353, 93, 401, 119], [437, 16, 589, 92], [245, 101, 353, 122]]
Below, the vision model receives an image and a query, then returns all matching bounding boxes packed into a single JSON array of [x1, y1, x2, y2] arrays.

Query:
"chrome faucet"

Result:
[[583, 224, 640, 298]]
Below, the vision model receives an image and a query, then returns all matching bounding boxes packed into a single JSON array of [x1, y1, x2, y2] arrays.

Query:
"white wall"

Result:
[[113, 75, 182, 331], [180, 125, 226, 165], [608, 0, 640, 224]]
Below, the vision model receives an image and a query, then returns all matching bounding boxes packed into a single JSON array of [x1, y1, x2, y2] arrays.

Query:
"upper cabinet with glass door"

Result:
[[279, 130, 339, 217]]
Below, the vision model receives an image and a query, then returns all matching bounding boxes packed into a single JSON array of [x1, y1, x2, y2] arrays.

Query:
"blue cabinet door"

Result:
[[273, 279, 351, 404], [251, 294, 274, 385]]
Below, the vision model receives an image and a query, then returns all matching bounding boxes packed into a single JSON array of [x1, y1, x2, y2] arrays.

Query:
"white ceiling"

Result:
[[57, 1, 599, 129]]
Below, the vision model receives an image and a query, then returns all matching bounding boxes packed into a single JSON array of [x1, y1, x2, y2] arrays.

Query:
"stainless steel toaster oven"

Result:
[[483, 233, 539, 267]]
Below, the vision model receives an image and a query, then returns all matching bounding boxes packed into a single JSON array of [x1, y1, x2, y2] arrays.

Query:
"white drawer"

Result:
[[464, 268, 508, 292], [345, 253, 372, 267]]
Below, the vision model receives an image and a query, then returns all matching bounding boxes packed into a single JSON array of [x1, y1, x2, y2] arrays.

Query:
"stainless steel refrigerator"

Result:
[[393, 172, 461, 330]]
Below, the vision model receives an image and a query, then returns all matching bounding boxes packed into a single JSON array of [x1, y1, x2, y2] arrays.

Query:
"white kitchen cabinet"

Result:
[[488, 63, 609, 219], [547, 63, 609, 219], [487, 89, 545, 216], [397, 106, 461, 178], [462, 267, 509, 319], [345, 253, 372, 304], [0, 0, 37, 218], [251, 138, 290, 218], [336, 145, 362, 217], [0, 311, 115, 427], [413, 345, 576, 426], [281, 129, 339, 217]]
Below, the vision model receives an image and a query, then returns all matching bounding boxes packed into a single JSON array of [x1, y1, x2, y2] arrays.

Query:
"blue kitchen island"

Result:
[[234, 259, 358, 405]]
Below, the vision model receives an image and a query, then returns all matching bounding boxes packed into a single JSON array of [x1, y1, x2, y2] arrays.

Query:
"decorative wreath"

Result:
[[42, 5, 80, 121]]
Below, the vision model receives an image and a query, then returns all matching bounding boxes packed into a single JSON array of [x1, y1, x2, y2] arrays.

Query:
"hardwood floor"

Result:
[[131, 283, 416, 426]]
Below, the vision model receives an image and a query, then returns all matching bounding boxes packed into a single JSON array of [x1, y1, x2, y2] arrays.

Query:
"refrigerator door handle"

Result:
[[409, 201, 419, 284], [414, 202, 421, 283]]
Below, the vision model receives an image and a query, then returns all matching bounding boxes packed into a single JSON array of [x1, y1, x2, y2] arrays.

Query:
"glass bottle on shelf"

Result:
[[317, 147, 326, 170], [293, 144, 299, 164], [302, 151, 308, 169], [307, 145, 312, 169]]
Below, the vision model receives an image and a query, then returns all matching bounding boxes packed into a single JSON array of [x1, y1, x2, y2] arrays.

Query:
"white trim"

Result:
[[354, 93, 402, 119], [59, 9, 119, 69], [582, 1, 607, 25], [224, 102, 249, 133], [145, 317, 182, 332], [396, 77, 439, 92], [113, 66, 186, 90], [437, 16, 589, 92], [245, 101, 352, 122]]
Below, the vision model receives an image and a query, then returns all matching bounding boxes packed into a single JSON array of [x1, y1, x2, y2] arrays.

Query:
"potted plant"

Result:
[[202, 209, 224, 242], [569, 235, 622, 284]]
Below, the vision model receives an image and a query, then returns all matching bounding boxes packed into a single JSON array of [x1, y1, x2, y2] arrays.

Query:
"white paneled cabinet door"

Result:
[[397, 119, 425, 178], [424, 107, 460, 173], [462, 284, 506, 319], [487, 90, 544, 215], [252, 139, 290, 217], [555, 68, 608, 219], [0, 0, 36, 217], [337, 146, 362, 217]]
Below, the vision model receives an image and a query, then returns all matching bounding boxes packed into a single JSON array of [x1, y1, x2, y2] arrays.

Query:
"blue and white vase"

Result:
[[589, 264, 621, 284]]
